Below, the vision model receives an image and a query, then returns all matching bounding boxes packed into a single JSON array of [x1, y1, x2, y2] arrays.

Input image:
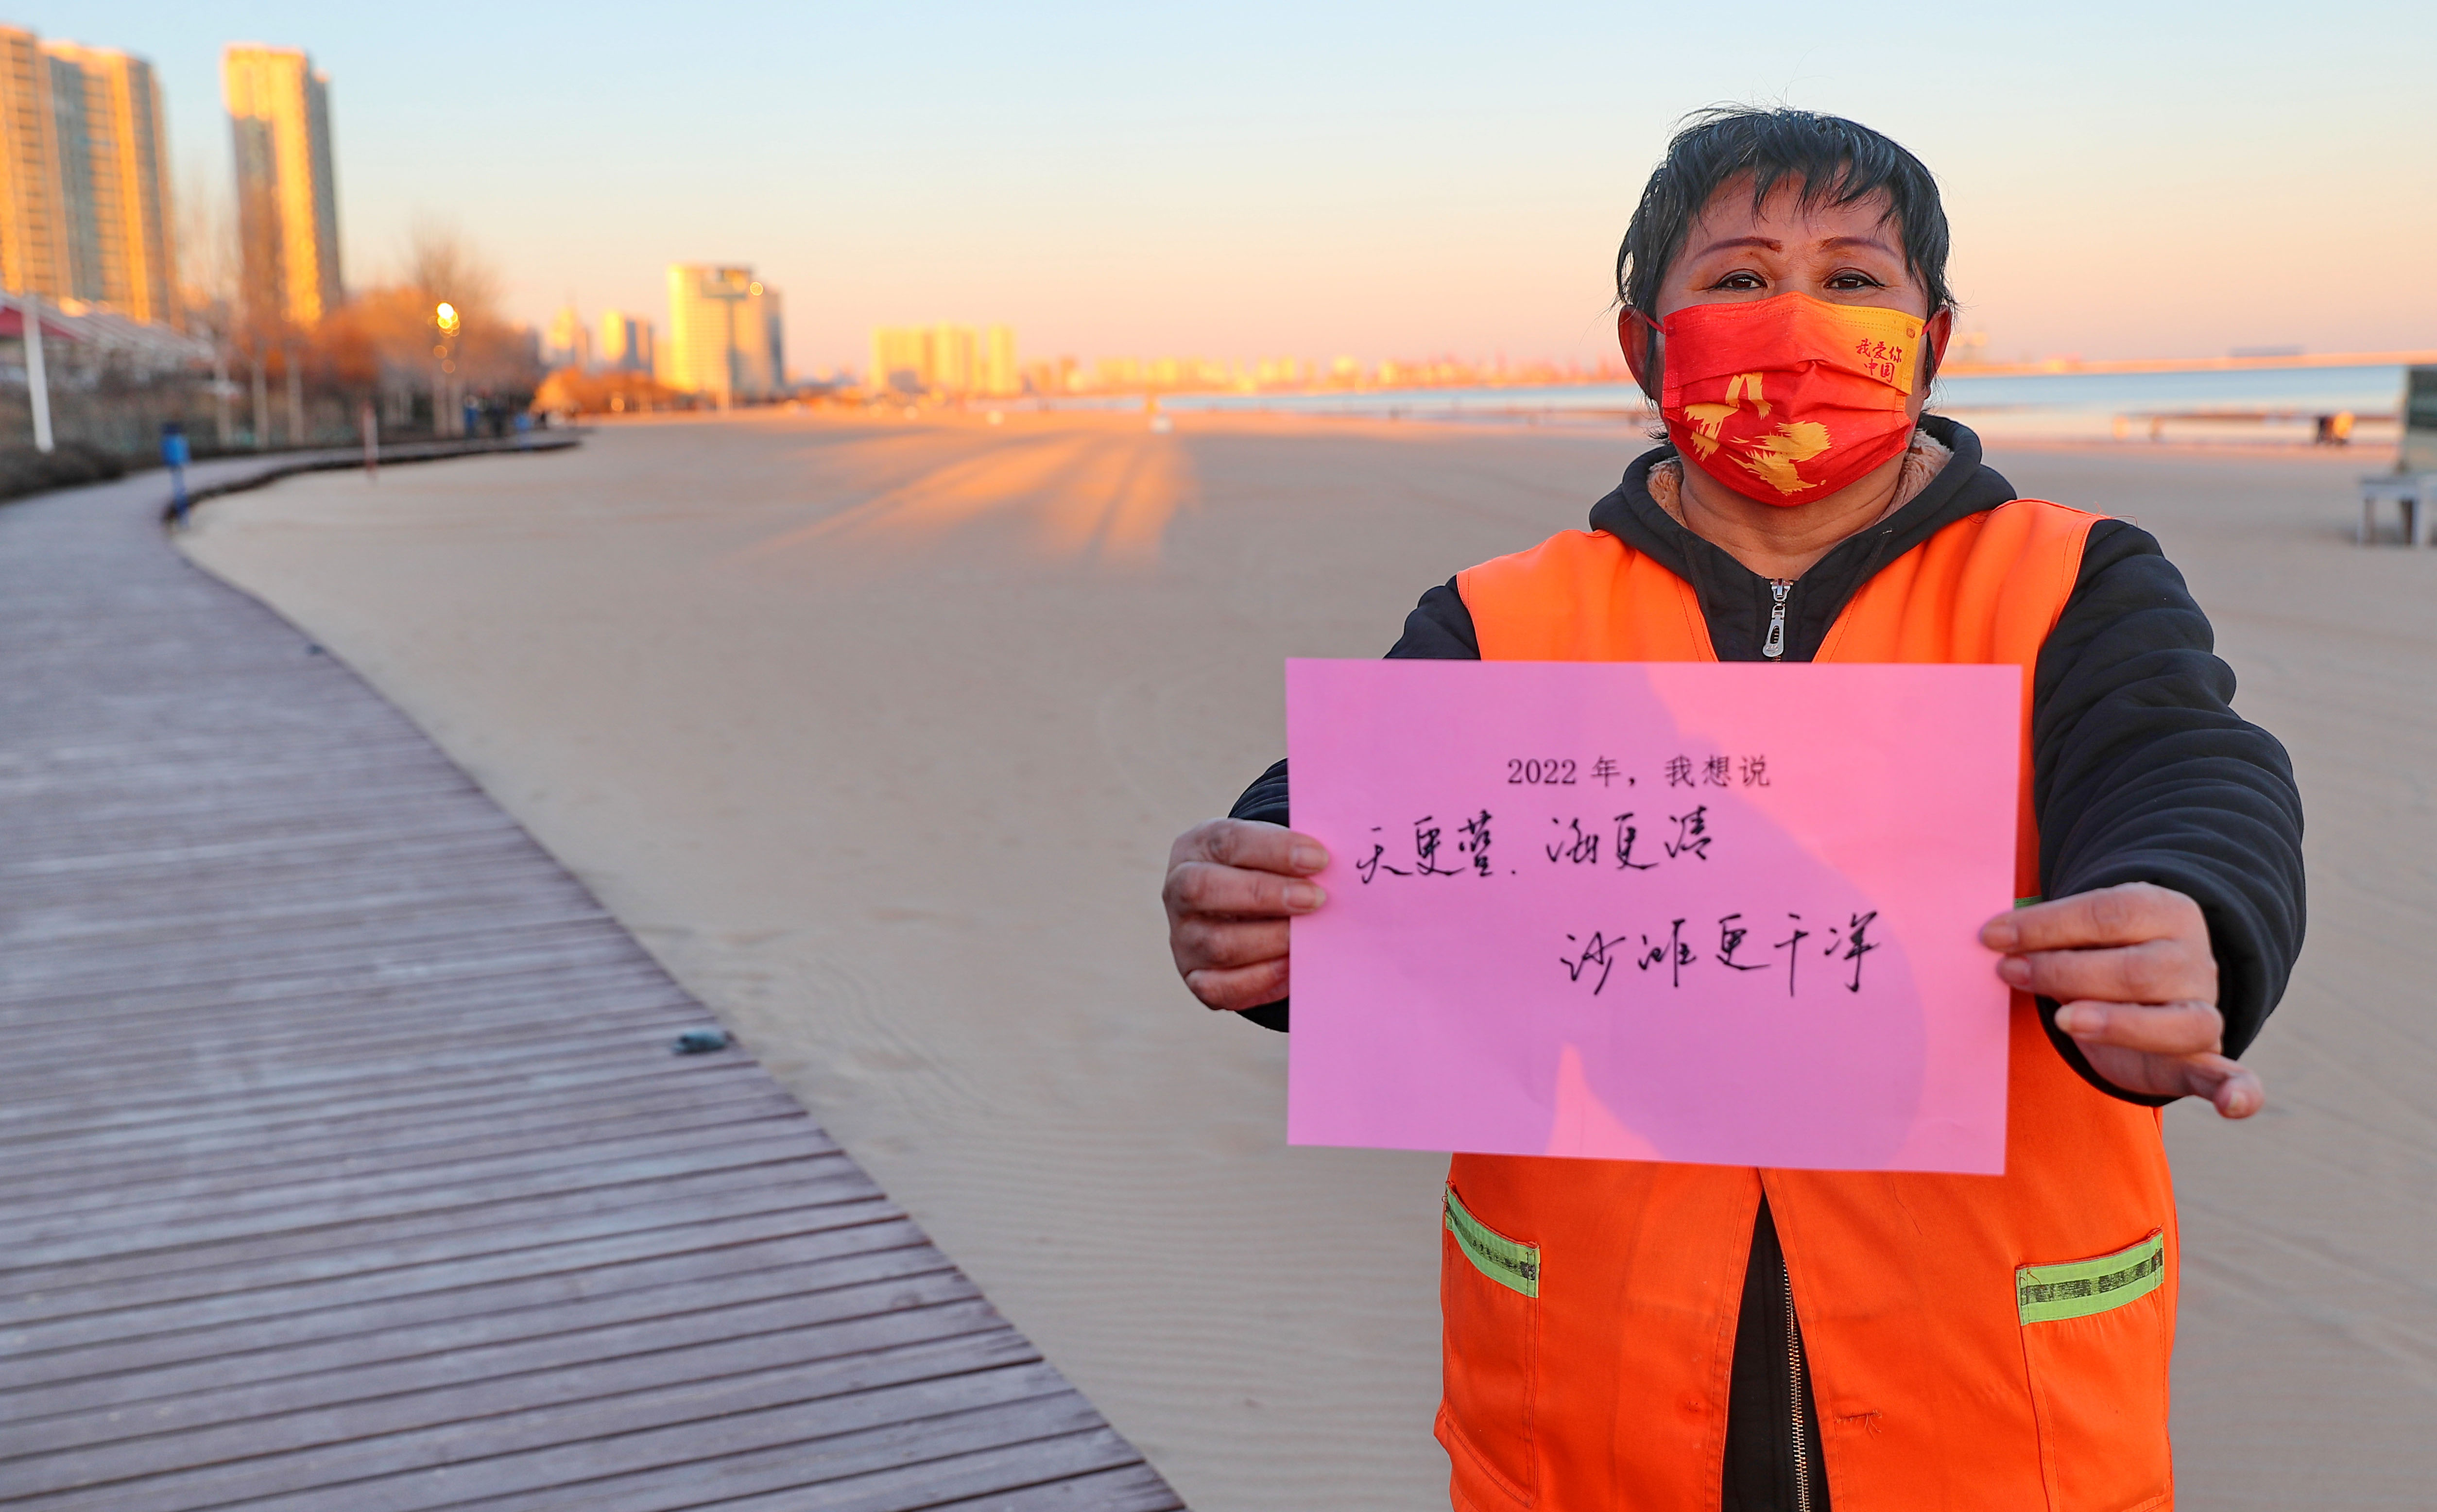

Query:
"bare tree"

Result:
[[395, 219, 503, 316], [173, 159, 243, 446], [174, 158, 241, 321]]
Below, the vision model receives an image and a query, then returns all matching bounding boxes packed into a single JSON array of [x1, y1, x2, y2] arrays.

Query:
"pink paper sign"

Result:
[[1285, 659, 2021, 1175]]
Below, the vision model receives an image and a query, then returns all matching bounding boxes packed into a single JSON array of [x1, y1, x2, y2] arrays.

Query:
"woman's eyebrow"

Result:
[[1817, 235, 1899, 256], [1690, 235, 1782, 258]]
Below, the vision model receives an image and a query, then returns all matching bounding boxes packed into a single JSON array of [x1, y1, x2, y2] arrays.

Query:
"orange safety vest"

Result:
[[1438, 500, 2178, 1512]]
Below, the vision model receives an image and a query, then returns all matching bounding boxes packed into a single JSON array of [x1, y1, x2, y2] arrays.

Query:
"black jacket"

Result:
[[1223, 416, 2305, 1508]]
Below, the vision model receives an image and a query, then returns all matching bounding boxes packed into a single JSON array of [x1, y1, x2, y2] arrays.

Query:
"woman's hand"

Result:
[[1979, 881, 2263, 1118], [1163, 819, 1329, 1012]]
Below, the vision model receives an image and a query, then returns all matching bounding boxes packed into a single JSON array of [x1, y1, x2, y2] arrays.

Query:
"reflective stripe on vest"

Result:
[[1435, 502, 2180, 1512]]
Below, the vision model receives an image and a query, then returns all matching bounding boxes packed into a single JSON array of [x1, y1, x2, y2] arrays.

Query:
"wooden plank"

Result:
[[0, 1036, 721, 1139], [0, 988, 701, 1092], [171, 1375, 1105, 1512], [4, 1277, 1000, 1428], [0, 954, 689, 1044], [0, 1192, 905, 1357], [0, 1101, 821, 1224], [0, 988, 703, 1091], [0, 1247, 983, 1459], [1, 1209, 925, 1366], [0, 788, 523, 848], [0, 810, 532, 874], [0, 1080, 802, 1198], [5, 1135, 851, 1266], [0, 1008, 707, 1111], [725, 1434, 1177, 1512], [0, 798, 521, 858], [7, 1323, 1044, 1499], [3, 1117, 833, 1237], [0, 966, 690, 1050], [2, 853, 584, 932], [0, 1059, 769, 1182], [0, 936, 659, 1021], [0, 1164, 882, 1311], [917, 1460, 1187, 1512], [0, 907, 622, 991], [11, 1280, 986, 1443], [0, 1058, 758, 1167]]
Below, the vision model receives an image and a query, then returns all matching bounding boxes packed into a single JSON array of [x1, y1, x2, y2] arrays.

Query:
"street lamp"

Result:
[[432, 301, 460, 436]]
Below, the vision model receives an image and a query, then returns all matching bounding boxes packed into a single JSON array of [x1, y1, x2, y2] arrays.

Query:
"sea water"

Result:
[[1140, 362, 2411, 444]]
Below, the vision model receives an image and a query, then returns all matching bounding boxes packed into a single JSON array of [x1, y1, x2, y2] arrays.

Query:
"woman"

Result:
[[1161, 108, 2303, 1511]]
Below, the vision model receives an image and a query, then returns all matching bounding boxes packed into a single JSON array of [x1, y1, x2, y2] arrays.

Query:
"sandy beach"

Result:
[[181, 409, 2437, 1509]]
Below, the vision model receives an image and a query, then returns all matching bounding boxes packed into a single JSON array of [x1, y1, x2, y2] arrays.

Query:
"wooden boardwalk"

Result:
[[0, 459, 1182, 1511]]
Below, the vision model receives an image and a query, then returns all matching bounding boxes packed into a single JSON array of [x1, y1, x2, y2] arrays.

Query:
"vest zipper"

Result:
[[1763, 580, 1791, 660], [1786, 1267, 1814, 1512]]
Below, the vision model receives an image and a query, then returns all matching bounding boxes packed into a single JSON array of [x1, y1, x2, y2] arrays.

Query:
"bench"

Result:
[[2363, 366, 2437, 546]]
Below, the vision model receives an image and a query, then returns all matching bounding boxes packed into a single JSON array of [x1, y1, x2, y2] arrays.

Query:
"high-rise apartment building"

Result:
[[224, 44, 340, 327], [927, 323, 974, 394], [870, 326, 925, 394], [665, 264, 782, 403], [0, 27, 65, 300], [869, 322, 1017, 396], [599, 309, 654, 374], [0, 26, 178, 323], [46, 43, 175, 324], [979, 325, 1017, 398]]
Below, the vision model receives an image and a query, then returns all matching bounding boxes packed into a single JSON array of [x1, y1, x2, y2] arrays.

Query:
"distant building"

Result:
[[927, 323, 973, 394], [0, 27, 66, 300], [224, 44, 340, 327], [544, 305, 591, 371], [1022, 355, 1080, 396], [0, 26, 178, 324], [980, 324, 1017, 397], [665, 264, 781, 403], [870, 327, 924, 393], [598, 309, 654, 374], [870, 321, 1016, 396]]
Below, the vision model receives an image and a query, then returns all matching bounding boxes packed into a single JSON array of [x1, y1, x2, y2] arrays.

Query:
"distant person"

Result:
[[1161, 108, 2302, 1510]]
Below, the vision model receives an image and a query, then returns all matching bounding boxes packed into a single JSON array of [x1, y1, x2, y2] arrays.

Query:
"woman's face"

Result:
[[1627, 176, 1950, 410]]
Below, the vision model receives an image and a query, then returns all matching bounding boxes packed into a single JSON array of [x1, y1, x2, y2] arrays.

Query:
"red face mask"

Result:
[[1650, 292, 1926, 505]]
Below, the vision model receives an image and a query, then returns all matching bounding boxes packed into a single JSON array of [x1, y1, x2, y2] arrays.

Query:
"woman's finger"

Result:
[[1184, 958, 1291, 1013], [1980, 880, 2198, 954], [2076, 1043, 2264, 1116], [1173, 916, 1290, 973], [2174, 1052, 2265, 1118], [1164, 860, 1327, 920], [2055, 997, 2224, 1056], [1996, 938, 2214, 1006], [1175, 818, 1329, 876]]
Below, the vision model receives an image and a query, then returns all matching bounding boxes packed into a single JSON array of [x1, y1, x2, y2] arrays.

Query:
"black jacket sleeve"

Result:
[[1225, 579, 1481, 1030], [2029, 519, 2306, 1100]]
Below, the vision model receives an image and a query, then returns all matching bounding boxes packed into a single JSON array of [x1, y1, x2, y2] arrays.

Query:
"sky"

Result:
[[37, 1, 2437, 374]]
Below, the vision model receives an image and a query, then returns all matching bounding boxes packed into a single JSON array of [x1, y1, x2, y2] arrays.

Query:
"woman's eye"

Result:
[[1826, 271, 1886, 291], [1708, 271, 1766, 291]]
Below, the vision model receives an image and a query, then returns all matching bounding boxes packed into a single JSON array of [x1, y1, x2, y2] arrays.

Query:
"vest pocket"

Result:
[[2017, 1229, 2173, 1511], [1438, 1185, 1539, 1510]]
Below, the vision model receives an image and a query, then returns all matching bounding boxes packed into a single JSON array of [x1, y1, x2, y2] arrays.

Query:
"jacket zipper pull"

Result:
[[1763, 581, 1791, 660]]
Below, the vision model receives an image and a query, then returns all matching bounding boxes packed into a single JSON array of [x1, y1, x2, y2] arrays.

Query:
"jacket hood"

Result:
[[1583, 414, 2024, 662]]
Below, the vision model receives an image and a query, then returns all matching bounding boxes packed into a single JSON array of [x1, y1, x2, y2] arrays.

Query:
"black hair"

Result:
[[1616, 107, 1955, 324]]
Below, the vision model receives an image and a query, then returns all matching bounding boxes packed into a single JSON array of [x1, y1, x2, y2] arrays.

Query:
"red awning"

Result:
[[0, 300, 84, 343]]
